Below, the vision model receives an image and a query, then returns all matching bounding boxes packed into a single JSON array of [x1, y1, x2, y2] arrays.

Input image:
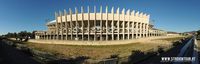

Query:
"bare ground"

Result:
[[25, 36, 185, 60]]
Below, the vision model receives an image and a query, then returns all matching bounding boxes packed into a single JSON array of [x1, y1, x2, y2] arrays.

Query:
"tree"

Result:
[[197, 30, 200, 36], [4, 31, 35, 39]]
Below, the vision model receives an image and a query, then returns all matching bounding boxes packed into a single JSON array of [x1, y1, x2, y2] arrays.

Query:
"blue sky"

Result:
[[0, 0, 200, 35]]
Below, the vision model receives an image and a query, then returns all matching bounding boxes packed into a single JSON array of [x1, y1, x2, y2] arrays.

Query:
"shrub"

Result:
[[110, 54, 119, 58], [157, 46, 164, 54], [172, 41, 181, 46]]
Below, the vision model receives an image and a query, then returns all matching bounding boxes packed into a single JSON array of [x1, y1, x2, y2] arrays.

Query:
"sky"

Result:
[[0, 0, 200, 35]]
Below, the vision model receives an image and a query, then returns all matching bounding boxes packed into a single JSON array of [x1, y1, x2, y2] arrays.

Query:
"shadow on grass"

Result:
[[46, 56, 90, 64], [120, 49, 157, 64], [121, 37, 191, 64]]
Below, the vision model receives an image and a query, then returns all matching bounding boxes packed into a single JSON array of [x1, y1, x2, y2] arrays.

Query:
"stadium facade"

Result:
[[35, 6, 167, 41]]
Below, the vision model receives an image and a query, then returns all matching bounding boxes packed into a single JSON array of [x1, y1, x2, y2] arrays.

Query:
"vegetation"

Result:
[[197, 40, 200, 50], [197, 30, 200, 49], [197, 30, 200, 35], [24, 37, 185, 60], [3, 36, 186, 63], [2, 31, 35, 39], [155, 37, 185, 41], [1, 31, 36, 42]]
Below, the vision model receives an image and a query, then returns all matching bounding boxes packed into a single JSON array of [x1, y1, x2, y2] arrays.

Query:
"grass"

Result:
[[24, 36, 185, 60], [154, 36, 185, 41], [197, 40, 200, 50]]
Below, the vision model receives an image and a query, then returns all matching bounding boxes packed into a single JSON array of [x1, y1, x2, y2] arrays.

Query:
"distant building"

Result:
[[35, 6, 167, 41], [167, 32, 180, 36]]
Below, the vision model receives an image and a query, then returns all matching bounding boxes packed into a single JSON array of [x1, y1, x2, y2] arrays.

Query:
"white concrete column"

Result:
[[59, 11, 63, 40], [53, 32, 55, 40], [145, 24, 147, 37], [81, 6, 84, 40], [142, 23, 144, 38], [88, 6, 90, 41], [149, 30, 151, 37], [127, 9, 130, 39], [111, 7, 114, 40], [47, 33, 48, 40], [153, 30, 155, 36], [43, 33, 45, 40], [41, 35, 42, 39], [49, 32, 51, 39], [143, 23, 145, 37], [148, 28, 150, 37], [138, 21, 142, 38], [141, 13, 145, 38], [143, 14, 148, 37], [45, 33, 47, 40], [75, 7, 78, 40], [122, 8, 125, 40], [100, 6, 103, 41], [140, 23, 143, 38], [147, 14, 150, 37], [44, 34, 45, 39], [132, 22, 134, 39], [135, 11, 139, 38], [55, 12, 59, 40], [135, 22, 138, 38], [155, 30, 158, 36], [69, 8, 73, 40], [145, 23, 147, 37], [94, 6, 96, 41], [106, 6, 108, 41], [131, 10, 135, 39], [155, 30, 157, 36], [117, 7, 120, 40], [46, 32, 48, 40], [64, 9, 68, 40]]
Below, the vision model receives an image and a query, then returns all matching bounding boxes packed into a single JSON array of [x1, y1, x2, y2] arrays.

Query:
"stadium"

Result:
[[35, 6, 167, 41]]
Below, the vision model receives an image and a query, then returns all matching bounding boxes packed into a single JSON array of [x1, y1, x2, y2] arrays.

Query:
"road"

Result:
[[173, 36, 197, 64], [139, 36, 199, 64], [0, 40, 40, 64]]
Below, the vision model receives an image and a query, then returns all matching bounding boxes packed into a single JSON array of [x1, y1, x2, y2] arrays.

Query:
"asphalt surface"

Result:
[[139, 38, 192, 64], [138, 37, 200, 64], [0, 40, 40, 64]]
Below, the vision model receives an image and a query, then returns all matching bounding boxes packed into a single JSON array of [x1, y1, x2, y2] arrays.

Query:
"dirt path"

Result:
[[28, 36, 184, 45]]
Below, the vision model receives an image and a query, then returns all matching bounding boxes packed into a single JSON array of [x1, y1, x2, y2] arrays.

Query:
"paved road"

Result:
[[173, 36, 199, 64], [139, 38, 189, 64], [0, 40, 40, 64], [139, 37, 197, 64]]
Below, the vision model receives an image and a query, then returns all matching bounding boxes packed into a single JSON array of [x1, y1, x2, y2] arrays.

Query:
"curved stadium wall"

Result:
[[35, 6, 166, 41]]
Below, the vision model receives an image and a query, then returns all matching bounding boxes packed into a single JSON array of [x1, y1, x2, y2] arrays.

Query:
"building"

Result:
[[167, 31, 180, 36], [35, 6, 167, 41]]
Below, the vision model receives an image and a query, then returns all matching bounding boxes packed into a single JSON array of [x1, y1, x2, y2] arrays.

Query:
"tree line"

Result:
[[197, 30, 200, 39], [1, 31, 36, 39], [197, 30, 200, 35]]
